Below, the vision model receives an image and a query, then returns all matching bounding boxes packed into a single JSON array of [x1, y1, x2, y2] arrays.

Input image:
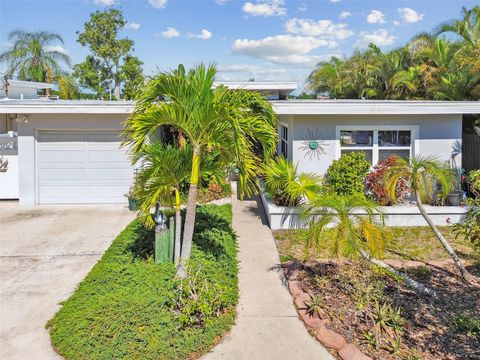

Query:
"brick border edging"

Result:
[[286, 269, 372, 360]]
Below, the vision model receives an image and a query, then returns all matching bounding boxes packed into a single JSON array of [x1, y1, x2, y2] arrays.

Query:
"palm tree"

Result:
[[384, 155, 474, 284], [122, 63, 277, 277], [435, 6, 480, 49], [133, 143, 193, 265], [302, 193, 435, 296], [390, 65, 426, 99], [0, 30, 71, 82], [262, 156, 322, 206]]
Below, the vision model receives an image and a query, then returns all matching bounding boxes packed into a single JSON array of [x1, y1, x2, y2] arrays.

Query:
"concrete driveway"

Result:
[[0, 202, 134, 360]]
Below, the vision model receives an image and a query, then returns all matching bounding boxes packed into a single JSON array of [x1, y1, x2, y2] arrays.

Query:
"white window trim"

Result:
[[279, 122, 288, 158], [335, 125, 419, 166]]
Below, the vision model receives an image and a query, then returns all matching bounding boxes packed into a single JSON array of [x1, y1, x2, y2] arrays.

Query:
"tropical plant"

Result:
[[262, 156, 322, 206], [435, 5, 480, 49], [133, 143, 192, 265], [325, 152, 370, 196], [384, 155, 474, 283], [302, 193, 435, 296], [469, 169, 480, 197], [0, 30, 71, 82], [453, 199, 480, 253], [365, 156, 409, 205], [122, 63, 277, 277], [57, 75, 81, 99]]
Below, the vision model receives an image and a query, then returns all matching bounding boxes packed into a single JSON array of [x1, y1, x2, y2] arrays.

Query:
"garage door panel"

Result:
[[38, 130, 134, 204]]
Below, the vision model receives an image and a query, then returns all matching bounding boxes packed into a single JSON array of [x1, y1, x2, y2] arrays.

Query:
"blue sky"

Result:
[[0, 0, 477, 89]]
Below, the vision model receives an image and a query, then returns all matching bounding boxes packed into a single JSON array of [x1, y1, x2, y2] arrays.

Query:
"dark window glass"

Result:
[[379, 130, 411, 147], [340, 131, 373, 147]]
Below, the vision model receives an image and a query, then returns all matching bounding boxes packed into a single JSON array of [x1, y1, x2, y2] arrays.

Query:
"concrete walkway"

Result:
[[202, 189, 333, 360], [0, 202, 134, 360]]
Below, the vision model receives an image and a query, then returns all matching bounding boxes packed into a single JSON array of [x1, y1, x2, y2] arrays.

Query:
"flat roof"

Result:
[[1, 98, 479, 115], [6, 79, 54, 89]]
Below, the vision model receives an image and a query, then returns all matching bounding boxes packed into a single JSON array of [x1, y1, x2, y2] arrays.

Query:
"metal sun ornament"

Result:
[[299, 128, 327, 160]]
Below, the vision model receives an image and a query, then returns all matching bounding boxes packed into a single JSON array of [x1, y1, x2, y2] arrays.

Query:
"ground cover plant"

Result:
[[47, 204, 238, 360]]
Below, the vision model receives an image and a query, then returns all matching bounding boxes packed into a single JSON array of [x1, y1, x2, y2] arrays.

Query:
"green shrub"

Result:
[[452, 313, 480, 339], [47, 204, 238, 360], [325, 152, 370, 196]]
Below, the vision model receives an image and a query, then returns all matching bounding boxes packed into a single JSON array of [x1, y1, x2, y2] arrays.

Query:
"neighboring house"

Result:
[[0, 81, 479, 205]]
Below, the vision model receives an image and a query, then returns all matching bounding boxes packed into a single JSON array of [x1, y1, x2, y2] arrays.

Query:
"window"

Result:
[[280, 124, 288, 158], [338, 127, 415, 165]]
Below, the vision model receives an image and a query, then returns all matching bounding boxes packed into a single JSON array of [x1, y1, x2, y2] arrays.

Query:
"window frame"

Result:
[[335, 125, 418, 166], [279, 122, 289, 158]]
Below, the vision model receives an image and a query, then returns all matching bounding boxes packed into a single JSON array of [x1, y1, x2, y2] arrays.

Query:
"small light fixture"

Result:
[[22, 114, 30, 123]]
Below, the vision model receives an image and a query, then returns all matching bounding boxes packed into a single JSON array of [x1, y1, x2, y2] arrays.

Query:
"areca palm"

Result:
[[123, 63, 277, 276], [384, 156, 474, 283], [0, 30, 71, 82], [302, 193, 435, 296], [436, 5, 480, 48], [133, 143, 193, 265]]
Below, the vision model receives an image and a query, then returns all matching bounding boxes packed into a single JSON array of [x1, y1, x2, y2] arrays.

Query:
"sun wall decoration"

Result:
[[299, 128, 327, 160]]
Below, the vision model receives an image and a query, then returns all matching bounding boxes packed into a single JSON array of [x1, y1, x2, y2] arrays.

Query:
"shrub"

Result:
[[453, 199, 480, 253], [365, 156, 410, 205], [469, 169, 480, 198], [325, 152, 370, 196], [47, 204, 238, 360], [452, 313, 480, 339]]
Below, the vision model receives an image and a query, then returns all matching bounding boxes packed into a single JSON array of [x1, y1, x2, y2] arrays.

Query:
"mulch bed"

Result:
[[283, 260, 480, 360]]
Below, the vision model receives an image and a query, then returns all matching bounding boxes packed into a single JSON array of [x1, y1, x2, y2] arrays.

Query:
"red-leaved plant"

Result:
[[365, 156, 410, 205]]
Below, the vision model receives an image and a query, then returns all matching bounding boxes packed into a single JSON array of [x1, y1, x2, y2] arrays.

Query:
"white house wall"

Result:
[[281, 114, 462, 175], [17, 113, 130, 205]]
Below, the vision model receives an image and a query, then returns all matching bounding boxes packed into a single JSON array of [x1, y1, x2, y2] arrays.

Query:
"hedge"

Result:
[[47, 204, 238, 360]]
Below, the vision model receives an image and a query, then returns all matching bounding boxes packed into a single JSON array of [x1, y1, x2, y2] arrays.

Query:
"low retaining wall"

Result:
[[260, 192, 468, 230]]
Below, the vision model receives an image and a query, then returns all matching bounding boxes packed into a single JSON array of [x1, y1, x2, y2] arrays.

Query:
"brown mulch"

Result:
[[283, 260, 480, 360]]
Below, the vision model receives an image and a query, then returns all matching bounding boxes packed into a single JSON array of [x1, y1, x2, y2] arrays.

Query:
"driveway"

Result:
[[0, 202, 134, 360]]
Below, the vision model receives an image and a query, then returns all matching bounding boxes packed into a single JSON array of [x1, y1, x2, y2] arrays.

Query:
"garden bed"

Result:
[[47, 204, 238, 360], [275, 229, 480, 360], [261, 191, 468, 230]]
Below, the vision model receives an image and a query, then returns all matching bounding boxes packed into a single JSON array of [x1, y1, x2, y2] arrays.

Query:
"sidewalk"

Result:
[[202, 186, 333, 360]]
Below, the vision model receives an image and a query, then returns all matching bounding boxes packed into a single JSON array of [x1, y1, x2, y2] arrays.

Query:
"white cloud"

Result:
[[393, 20, 401, 26], [125, 22, 140, 30], [367, 10, 386, 24], [339, 11, 351, 19], [148, 0, 167, 9], [298, 3, 307, 12], [398, 7, 424, 23], [330, 0, 341, 3], [215, 0, 229, 4], [45, 45, 70, 56], [218, 64, 287, 75], [242, 0, 286, 17], [158, 27, 180, 38], [197, 29, 212, 40], [232, 34, 339, 66], [285, 18, 353, 40], [93, 0, 114, 5], [356, 29, 396, 48]]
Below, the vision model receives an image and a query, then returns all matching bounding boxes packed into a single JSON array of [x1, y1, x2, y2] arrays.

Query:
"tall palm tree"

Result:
[[123, 63, 277, 277], [0, 30, 71, 82], [302, 193, 435, 296], [133, 143, 193, 265], [384, 156, 474, 284], [390, 65, 426, 99], [435, 6, 480, 48]]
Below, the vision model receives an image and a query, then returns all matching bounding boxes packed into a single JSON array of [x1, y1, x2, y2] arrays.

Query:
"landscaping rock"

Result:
[[297, 309, 325, 329], [338, 343, 371, 360], [315, 326, 347, 350], [288, 280, 304, 297], [294, 292, 311, 309]]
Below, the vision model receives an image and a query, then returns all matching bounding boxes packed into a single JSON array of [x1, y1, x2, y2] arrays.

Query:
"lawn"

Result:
[[275, 226, 480, 360], [47, 204, 238, 360]]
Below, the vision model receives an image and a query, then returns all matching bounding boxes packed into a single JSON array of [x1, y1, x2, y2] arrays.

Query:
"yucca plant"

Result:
[[262, 156, 322, 206], [302, 193, 435, 296], [384, 155, 474, 284]]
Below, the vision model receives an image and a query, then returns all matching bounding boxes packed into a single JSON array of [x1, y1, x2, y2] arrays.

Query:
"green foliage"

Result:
[[308, 6, 480, 100], [302, 193, 386, 259], [453, 199, 480, 253], [325, 152, 370, 196], [452, 313, 480, 339], [305, 294, 325, 318], [469, 169, 480, 197], [262, 156, 322, 206], [407, 265, 432, 281], [74, 8, 143, 99], [47, 204, 238, 360], [57, 75, 81, 99], [0, 30, 71, 82]]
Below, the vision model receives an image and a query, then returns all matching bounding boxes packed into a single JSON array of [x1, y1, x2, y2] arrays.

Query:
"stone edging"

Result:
[[286, 269, 372, 360]]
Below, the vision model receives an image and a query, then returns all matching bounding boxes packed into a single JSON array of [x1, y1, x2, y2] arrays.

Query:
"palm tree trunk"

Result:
[[358, 249, 436, 297], [174, 188, 181, 265], [177, 146, 200, 278], [414, 190, 473, 284]]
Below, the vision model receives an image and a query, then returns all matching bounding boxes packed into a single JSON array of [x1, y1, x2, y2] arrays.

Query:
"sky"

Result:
[[0, 0, 477, 90]]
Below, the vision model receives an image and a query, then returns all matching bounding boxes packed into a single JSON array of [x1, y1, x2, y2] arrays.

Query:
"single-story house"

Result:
[[0, 81, 479, 206]]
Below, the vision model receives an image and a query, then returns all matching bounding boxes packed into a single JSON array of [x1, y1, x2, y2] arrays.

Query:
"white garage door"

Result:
[[37, 130, 134, 204]]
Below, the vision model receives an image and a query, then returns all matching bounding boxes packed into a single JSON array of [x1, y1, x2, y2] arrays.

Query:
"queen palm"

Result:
[[384, 155, 474, 283], [436, 6, 480, 49], [123, 63, 277, 276], [133, 143, 193, 265], [302, 193, 435, 296], [0, 30, 71, 82]]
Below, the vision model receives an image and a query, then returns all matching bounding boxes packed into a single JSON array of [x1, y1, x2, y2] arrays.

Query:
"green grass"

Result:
[[274, 226, 477, 262], [47, 204, 238, 360]]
